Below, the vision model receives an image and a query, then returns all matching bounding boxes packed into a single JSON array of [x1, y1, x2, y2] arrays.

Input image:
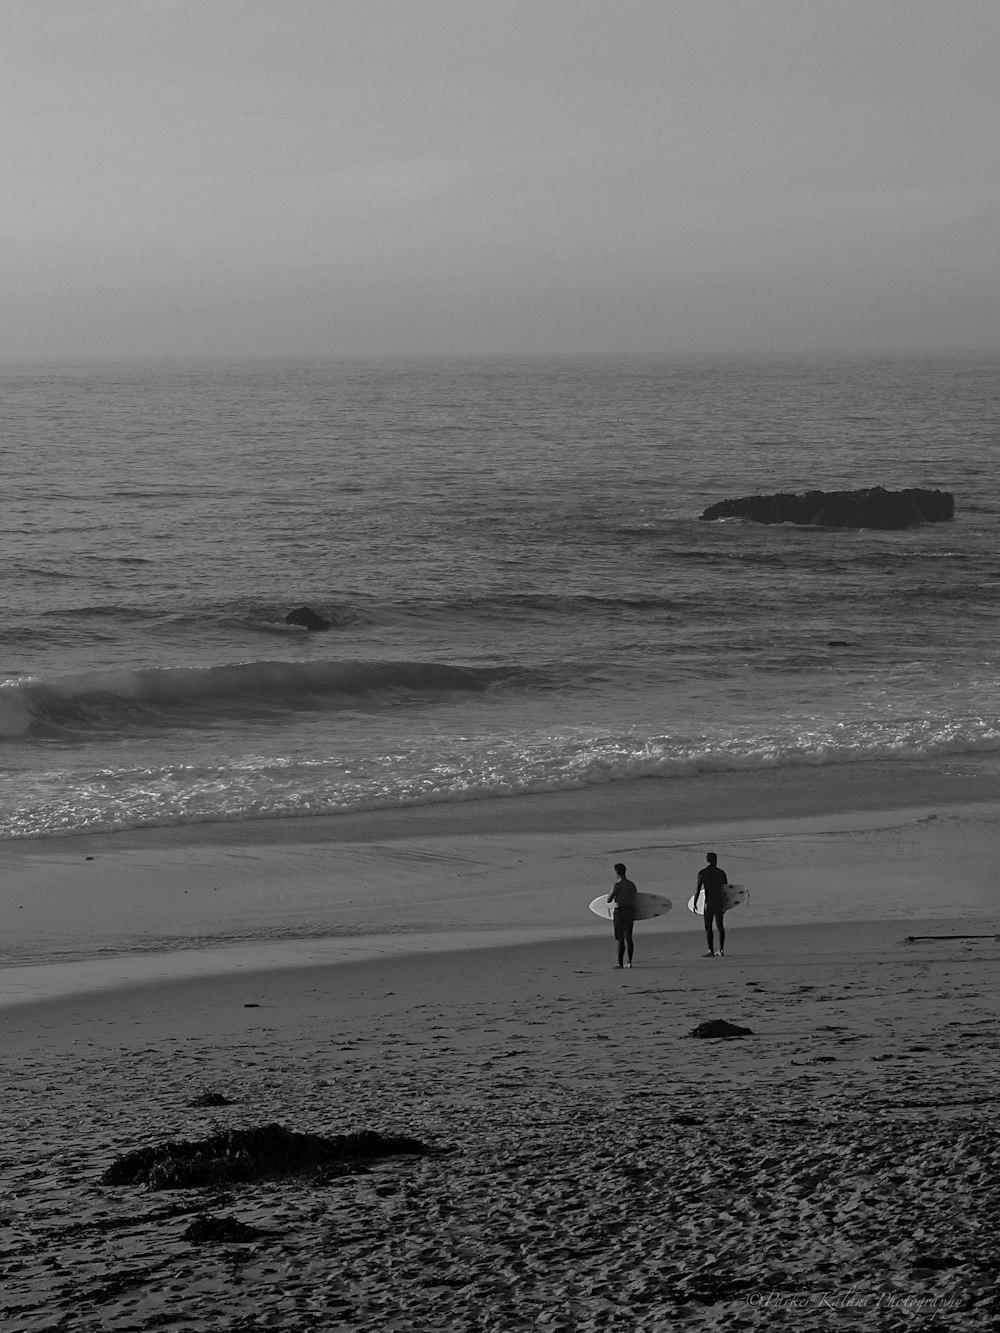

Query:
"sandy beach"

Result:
[[3, 767, 1000, 1330]]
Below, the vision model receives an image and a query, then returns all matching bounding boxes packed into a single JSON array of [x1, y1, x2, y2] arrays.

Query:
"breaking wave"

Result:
[[0, 658, 522, 739]]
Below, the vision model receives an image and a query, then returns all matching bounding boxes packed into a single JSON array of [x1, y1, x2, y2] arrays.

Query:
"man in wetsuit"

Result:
[[607, 862, 638, 969], [693, 851, 728, 957]]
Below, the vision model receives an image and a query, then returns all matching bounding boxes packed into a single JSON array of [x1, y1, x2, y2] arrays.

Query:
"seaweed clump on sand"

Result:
[[688, 1020, 754, 1039], [100, 1123, 432, 1190], [183, 1214, 270, 1244]]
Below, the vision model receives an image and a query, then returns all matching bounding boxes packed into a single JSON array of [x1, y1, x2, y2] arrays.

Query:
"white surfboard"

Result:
[[687, 883, 748, 914], [589, 892, 672, 922]]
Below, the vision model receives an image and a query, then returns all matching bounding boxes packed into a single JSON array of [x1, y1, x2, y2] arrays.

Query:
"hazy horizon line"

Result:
[[2, 346, 998, 370]]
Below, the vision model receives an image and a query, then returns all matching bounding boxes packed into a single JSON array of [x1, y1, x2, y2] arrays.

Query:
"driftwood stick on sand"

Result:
[[905, 934, 1000, 942]]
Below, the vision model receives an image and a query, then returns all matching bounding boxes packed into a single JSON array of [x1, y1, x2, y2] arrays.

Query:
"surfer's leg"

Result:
[[614, 912, 625, 967], [717, 911, 726, 955], [703, 907, 715, 955], [625, 916, 634, 966]]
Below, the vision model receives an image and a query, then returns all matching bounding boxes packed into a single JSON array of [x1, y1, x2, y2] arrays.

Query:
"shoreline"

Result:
[[3, 912, 996, 1033], [8, 754, 1000, 857], [2, 756, 999, 1009], [1, 778, 997, 1002]]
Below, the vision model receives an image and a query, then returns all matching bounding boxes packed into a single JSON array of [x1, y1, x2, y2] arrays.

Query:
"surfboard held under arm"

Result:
[[589, 892, 672, 921], [687, 883, 748, 914]]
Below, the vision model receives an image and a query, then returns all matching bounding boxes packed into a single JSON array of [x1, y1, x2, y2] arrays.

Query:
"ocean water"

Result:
[[2, 354, 999, 841]]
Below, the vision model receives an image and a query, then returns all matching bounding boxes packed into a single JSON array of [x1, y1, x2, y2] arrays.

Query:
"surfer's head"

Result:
[[614, 862, 627, 877], [706, 852, 717, 864]]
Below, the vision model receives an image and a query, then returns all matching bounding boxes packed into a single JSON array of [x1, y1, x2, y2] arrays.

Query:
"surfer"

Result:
[[693, 852, 728, 957], [608, 863, 637, 969]]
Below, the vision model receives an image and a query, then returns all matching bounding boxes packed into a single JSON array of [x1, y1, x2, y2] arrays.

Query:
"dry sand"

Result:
[[3, 768, 1000, 1330]]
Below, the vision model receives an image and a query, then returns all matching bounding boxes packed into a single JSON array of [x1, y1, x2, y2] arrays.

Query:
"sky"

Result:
[[2, 0, 998, 359]]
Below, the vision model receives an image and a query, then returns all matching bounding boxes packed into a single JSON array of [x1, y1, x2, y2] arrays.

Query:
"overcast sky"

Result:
[[2, 0, 998, 359]]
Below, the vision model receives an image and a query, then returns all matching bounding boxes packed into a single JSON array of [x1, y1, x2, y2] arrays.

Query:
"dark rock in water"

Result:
[[700, 487, 954, 530], [100, 1123, 433, 1190], [187, 1092, 236, 1108], [688, 1020, 754, 1039], [183, 1214, 269, 1244], [284, 605, 331, 631]]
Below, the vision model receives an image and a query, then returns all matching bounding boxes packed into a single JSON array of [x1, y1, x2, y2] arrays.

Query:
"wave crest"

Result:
[[0, 658, 510, 739]]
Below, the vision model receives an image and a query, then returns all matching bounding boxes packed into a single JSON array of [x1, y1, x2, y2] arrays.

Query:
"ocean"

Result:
[[2, 353, 999, 843]]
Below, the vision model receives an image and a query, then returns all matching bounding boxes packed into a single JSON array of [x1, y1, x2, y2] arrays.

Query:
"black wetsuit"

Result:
[[609, 877, 637, 966], [697, 864, 728, 953]]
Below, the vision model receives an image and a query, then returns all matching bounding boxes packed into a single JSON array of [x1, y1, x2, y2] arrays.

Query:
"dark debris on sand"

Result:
[[688, 1019, 754, 1039], [182, 1214, 271, 1244], [100, 1123, 434, 1190]]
